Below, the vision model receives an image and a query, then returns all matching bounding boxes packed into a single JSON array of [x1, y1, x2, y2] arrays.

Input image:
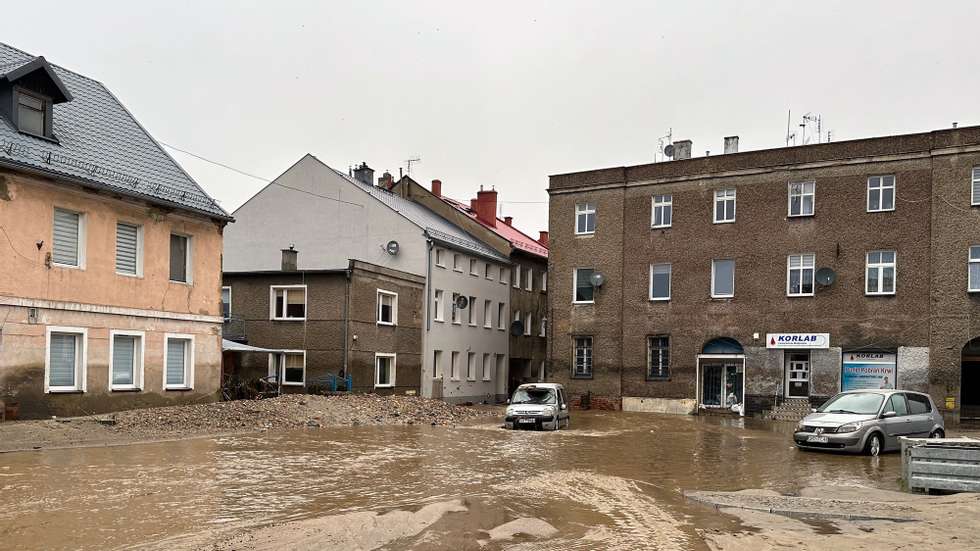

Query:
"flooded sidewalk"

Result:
[[1, 411, 977, 550]]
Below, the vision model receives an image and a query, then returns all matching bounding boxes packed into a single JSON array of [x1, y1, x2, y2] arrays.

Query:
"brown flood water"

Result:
[[0, 411, 901, 550]]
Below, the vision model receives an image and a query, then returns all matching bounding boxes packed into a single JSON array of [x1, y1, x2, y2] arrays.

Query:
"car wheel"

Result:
[[865, 433, 883, 457], [929, 429, 945, 439]]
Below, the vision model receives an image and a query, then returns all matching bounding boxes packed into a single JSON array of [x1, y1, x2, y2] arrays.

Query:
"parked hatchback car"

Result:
[[794, 390, 944, 456], [504, 383, 570, 430]]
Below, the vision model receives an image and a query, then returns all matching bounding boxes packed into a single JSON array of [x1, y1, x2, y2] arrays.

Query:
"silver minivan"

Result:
[[504, 383, 570, 430], [794, 390, 945, 456]]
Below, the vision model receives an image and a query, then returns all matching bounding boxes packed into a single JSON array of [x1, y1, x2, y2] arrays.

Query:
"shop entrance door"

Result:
[[785, 352, 810, 398], [701, 362, 743, 408]]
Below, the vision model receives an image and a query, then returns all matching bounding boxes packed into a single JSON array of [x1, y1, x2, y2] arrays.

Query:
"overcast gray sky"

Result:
[[4, 1, 977, 235]]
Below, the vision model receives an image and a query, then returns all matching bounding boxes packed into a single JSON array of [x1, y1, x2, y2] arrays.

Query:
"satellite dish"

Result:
[[663, 144, 675, 158], [589, 272, 605, 288], [455, 295, 469, 309], [510, 320, 524, 337], [385, 240, 400, 255], [815, 267, 836, 286]]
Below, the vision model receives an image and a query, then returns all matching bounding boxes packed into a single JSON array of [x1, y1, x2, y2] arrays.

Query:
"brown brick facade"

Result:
[[548, 126, 980, 420]]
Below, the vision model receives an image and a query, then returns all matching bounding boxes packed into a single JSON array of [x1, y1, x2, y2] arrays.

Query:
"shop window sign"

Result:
[[842, 352, 897, 391]]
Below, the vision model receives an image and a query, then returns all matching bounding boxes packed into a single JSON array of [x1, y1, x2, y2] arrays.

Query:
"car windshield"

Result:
[[817, 392, 884, 415], [511, 388, 557, 405]]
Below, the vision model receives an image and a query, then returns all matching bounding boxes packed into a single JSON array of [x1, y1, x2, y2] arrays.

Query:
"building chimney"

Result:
[[474, 187, 498, 227], [724, 136, 739, 154], [431, 179, 442, 197], [503, 216, 513, 226], [672, 140, 692, 160], [469, 198, 478, 211], [353, 162, 374, 187], [281, 246, 298, 272], [377, 170, 394, 190], [538, 231, 549, 247]]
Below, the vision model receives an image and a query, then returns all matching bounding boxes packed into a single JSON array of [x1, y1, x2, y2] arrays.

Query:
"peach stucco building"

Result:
[[0, 43, 232, 418]]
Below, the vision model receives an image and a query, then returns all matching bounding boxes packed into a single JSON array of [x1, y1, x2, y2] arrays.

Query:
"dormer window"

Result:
[[16, 91, 47, 136]]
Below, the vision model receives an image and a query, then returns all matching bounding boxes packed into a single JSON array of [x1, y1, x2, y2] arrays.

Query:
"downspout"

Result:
[[342, 262, 352, 377], [425, 237, 434, 331]]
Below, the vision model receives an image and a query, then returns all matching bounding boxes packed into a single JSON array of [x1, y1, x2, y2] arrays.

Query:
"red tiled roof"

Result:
[[441, 195, 548, 258]]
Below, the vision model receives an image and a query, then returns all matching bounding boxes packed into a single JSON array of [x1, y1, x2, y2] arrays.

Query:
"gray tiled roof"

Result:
[[0, 43, 230, 220], [332, 168, 509, 263]]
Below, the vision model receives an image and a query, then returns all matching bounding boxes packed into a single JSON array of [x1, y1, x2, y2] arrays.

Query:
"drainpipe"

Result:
[[342, 262, 352, 377], [425, 236, 434, 332]]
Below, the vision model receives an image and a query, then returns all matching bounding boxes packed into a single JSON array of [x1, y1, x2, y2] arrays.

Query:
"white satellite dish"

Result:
[[589, 272, 605, 288]]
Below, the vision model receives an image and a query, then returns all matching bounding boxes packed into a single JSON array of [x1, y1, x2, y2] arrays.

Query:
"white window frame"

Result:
[[451, 293, 462, 325], [52, 207, 86, 269], [168, 233, 193, 284], [44, 326, 87, 393], [163, 333, 195, 390], [540, 317, 547, 337], [649, 263, 671, 301], [435, 248, 445, 267], [453, 254, 462, 272], [651, 194, 673, 228], [713, 189, 736, 224], [867, 175, 896, 213], [575, 202, 596, 235], [972, 167, 980, 206], [484, 299, 493, 328], [786, 254, 816, 297], [269, 350, 306, 386], [485, 263, 493, 280], [573, 267, 596, 304], [109, 329, 144, 391], [573, 336, 594, 378], [525, 268, 533, 291], [221, 286, 232, 320], [432, 350, 442, 379], [270, 285, 307, 321], [787, 181, 815, 217], [450, 351, 460, 380], [114, 221, 143, 277], [970, 245, 980, 293], [374, 353, 396, 388], [377, 289, 398, 326], [468, 296, 477, 326], [541, 271, 548, 292], [500, 267, 509, 284], [865, 250, 897, 296], [434, 289, 445, 322], [482, 353, 492, 381], [469, 258, 479, 276], [513, 265, 521, 288], [524, 311, 533, 336], [711, 259, 735, 298], [466, 352, 476, 381], [497, 302, 506, 330]]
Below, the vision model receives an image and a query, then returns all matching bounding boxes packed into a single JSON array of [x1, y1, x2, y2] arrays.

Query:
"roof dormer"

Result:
[[0, 56, 72, 141]]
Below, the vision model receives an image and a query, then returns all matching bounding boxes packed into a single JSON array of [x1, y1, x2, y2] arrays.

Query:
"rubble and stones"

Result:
[[0, 394, 498, 453]]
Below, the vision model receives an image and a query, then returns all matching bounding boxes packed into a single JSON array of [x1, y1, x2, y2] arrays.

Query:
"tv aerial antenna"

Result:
[[656, 128, 673, 162], [404, 156, 421, 176]]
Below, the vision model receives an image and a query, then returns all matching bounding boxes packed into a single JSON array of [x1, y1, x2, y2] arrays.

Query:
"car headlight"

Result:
[[836, 422, 862, 433], [796, 420, 806, 431]]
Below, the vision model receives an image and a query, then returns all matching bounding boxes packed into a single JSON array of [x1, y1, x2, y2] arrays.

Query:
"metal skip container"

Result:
[[901, 437, 980, 493]]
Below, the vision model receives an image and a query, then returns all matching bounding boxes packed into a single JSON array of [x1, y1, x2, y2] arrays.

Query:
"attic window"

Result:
[[17, 90, 46, 136]]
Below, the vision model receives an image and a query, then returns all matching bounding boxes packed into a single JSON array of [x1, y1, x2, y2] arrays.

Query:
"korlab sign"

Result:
[[766, 333, 830, 349]]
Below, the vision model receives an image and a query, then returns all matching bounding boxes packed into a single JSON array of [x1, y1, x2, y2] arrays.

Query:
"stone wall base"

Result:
[[622, 397, 696, 415], [569, 394, 621, 410]]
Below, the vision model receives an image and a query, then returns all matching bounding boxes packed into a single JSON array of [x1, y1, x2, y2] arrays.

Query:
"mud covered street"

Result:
[[2, 410, 979, 550]]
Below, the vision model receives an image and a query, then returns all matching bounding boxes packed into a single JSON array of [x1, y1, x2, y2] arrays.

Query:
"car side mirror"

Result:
[[810, 408, 817, 413], [880, 410, 897, 419]]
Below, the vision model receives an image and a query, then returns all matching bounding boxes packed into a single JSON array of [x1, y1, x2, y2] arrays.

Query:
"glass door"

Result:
[[702, 364, 722, 406], [785, 352, 810, 398], [724, 363, 743, 407]]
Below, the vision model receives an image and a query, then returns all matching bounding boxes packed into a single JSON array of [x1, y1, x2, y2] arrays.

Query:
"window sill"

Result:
[[712, 220, 736, 225], [116, 272, 143, 279], [572, 301, 595, 305], [436, 264, 446, 269], [646, 377, 671, 382], [574, 233, 595, 238], [650, 297, 670, 302], [164, 386, 193, 391], [865, 293, 896, 297], [169, 280, 193, 286], [484, 325, 493, 330], [786, 214, 814, 219], [52, 263, 83, 270], [282, 381, 305, 387], [19, 129, 60, 144], [47, 388, 84, 394], [453, 269, 463, 273], [710, 295, 734, 300], [434, 319, 445, 323], [571, 374, 593, 380], [271, 318, 307, 322], [651, 225, 671, 230], [786, 294, 815, 298], [110, 387, 142, 392], [377, 321, 396, 327], [482, 379, 492, 382], [866, 209, 896, 214], [374, 384, 394, 389]]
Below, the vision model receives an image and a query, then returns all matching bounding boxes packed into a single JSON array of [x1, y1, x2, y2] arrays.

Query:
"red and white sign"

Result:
[[766, 333, 830, 349]]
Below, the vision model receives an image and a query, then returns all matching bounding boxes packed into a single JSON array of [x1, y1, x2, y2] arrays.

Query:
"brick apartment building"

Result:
[[547, 125, 980, 421]]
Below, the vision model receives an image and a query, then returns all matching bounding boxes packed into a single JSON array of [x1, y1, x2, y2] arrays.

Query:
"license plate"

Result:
[[807, 435, 829, 444], [518, 418, 536, 424]]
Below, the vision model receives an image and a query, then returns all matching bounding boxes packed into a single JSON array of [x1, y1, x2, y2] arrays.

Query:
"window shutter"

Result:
[[112, 335, 135, 385], [53, 209, 80, 266], [166, 339, 187, 386], [49, 333, 77, 387], [116, 223, 139, 275]]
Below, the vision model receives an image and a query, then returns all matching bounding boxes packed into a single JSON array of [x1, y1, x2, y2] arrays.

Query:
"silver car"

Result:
[[794, 390, 945, 456], [504, 383, 570, 430]]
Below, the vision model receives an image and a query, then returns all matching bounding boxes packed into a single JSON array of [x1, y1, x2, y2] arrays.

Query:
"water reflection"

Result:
[[0, 411, 900, 550]]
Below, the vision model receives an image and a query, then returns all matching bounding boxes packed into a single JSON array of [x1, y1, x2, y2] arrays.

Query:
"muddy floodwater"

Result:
[[0, 411, 903, 550]]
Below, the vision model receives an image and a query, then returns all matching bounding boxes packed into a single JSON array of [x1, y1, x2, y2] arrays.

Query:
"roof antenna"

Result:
[[404, 156, 421, 176]]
